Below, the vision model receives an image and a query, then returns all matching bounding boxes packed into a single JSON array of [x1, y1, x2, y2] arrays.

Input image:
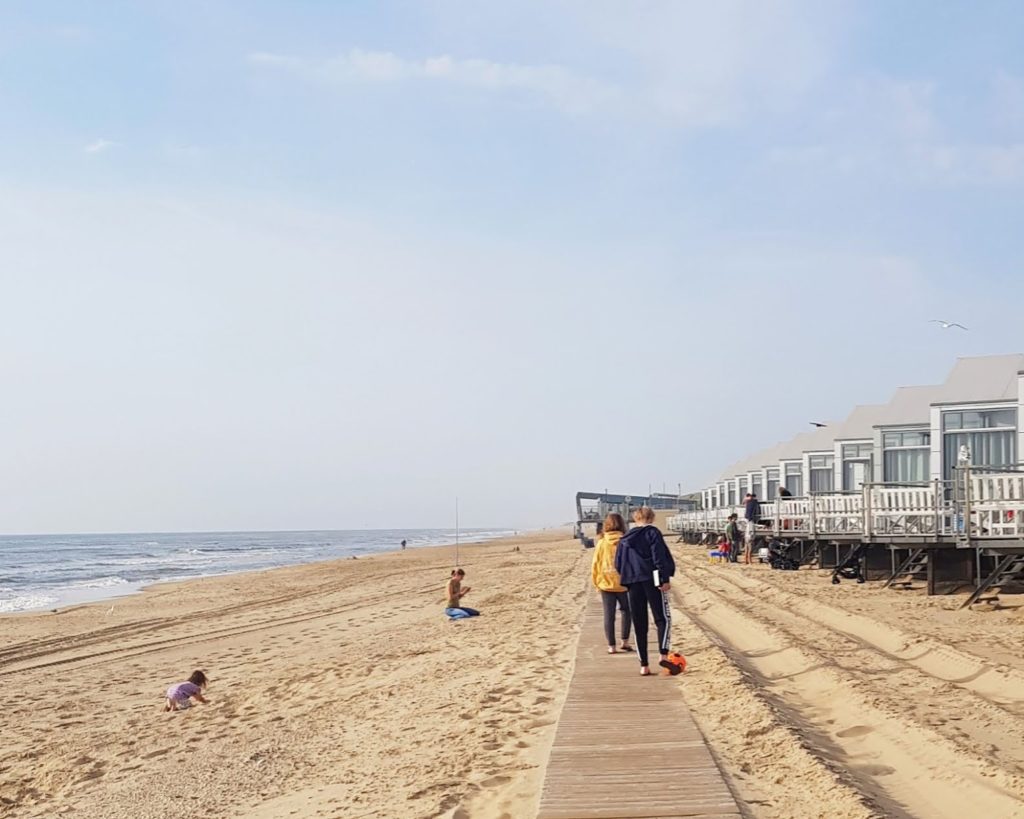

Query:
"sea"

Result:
[[0, 528, 516, 614]]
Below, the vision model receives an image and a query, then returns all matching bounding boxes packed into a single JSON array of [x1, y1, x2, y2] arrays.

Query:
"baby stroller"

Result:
[[765, 539, 800, 571], [831, 544, 866, 584]]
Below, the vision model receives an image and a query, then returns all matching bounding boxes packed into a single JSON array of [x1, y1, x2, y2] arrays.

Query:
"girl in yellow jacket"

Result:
[[591, 513, 633, 654]]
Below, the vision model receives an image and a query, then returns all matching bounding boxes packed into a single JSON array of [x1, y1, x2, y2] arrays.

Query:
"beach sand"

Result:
[[0, 530, 586, 819], [4, 531, 1024, 818]]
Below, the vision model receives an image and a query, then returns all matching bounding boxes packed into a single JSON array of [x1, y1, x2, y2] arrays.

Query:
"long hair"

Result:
[[603, 513, 626, 533]]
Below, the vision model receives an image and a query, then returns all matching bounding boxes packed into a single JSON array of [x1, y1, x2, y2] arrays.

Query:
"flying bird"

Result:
[[929, 319, 968, 330], [810, 422, 827, 428]]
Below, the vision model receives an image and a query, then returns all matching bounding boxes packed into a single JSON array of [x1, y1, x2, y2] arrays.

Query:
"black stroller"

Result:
[[765, 539, 800, 571], [831, 544, 867, 584]]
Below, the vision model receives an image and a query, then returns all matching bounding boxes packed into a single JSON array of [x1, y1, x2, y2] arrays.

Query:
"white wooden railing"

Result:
[[666, 471, 1024, 542]]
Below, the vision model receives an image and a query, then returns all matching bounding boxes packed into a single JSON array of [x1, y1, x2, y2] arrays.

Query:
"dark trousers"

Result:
[[600, 590, 632, 646], [730, 539, 742, 562], [626, 580, 671, 667]]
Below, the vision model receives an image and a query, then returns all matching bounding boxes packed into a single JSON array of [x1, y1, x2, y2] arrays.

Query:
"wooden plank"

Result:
[[537, 595, 741, 819]]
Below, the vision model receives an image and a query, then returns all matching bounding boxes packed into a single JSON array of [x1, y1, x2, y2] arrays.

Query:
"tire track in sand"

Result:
[[675, 562, 1024, 819]]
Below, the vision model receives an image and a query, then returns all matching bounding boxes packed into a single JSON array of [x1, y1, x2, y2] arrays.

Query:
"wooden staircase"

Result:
[[883, 548, 929, 590]]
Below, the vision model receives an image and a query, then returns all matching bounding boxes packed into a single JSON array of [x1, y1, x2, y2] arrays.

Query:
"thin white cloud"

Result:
[[84, 139, 117, 154], [769, 73, 1024, 187], [248, 3, 845, 126], [54, 25, 92, 42], [248, 49, 618, 114]]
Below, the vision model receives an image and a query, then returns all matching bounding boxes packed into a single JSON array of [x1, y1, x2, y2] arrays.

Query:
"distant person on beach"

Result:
[[743, 493, 761, 565], [401, 539, 407, 550], [725, 513, 741, 564], [614, 506, 678, 676], [164, 670, 209, 712], [591, 513, 633, 654], [445, 568, 480, 620]]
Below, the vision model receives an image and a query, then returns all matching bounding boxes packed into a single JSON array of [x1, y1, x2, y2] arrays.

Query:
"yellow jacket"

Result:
[[591, 531, 626, 592]]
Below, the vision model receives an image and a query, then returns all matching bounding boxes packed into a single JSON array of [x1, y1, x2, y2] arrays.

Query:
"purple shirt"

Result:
[[167, 681, 201, 702]]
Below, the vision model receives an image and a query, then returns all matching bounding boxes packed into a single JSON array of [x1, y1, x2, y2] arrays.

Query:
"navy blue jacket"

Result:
[[614, 525, 676, 586], [744, 498, 761, 521]]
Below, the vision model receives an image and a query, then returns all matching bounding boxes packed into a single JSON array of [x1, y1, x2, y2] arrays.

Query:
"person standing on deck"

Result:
[[591, 513, 633, 654], [743, 493, 761, 565], [614, 507, 677, 676]]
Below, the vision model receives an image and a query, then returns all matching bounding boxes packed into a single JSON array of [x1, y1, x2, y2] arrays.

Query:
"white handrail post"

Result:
[[863, 483, 872, 539]]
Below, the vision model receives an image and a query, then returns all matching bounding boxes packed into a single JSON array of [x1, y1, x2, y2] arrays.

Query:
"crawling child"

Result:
[[164, 670, 209, 712]]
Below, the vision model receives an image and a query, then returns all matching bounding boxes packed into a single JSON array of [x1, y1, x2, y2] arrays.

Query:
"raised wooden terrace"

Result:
[[537, 594, 741, 819]]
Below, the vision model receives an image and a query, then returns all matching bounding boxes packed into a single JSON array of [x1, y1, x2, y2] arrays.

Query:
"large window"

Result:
[[784, 462, 803, 496], [882, 429, 931, 482], [841, 442, 873, 490], [737, 477, 748, 498], [943, 408, 1017, 478], [808, 454, 834, 493], [751, 475, 763, 499], [727, 481, 737, 506], [766, 468, 779, 500]]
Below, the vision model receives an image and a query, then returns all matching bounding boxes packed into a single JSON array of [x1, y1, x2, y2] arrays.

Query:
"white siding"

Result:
[[929, 405, 943, 481], [1019, 372, 1024, 465]]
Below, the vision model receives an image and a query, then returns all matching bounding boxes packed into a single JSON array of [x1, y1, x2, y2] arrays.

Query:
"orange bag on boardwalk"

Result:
[[660, 652, 687, 675]]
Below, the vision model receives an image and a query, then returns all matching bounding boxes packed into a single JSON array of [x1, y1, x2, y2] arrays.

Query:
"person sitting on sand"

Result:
[[591, 513, 633, 654], [614, 506, 678, 676], [712, 534, 731, 562], [445, 568, 480, 620], [164, 670, 209, 712]]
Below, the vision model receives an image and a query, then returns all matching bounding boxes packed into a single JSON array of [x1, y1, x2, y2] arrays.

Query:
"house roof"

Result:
[[704, 354, 1024, 490], [929, 354, 1024, 405], [830, 404, 889, 441], [873, 384, 942, 428]]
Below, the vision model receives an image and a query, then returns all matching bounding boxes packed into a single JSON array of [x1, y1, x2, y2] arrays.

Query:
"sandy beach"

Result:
[[0, 531, 585, 819], [4, 531, 1024, 818]]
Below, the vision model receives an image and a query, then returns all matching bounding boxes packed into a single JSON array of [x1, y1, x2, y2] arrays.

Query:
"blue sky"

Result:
[[1, 1, 1022, 533]]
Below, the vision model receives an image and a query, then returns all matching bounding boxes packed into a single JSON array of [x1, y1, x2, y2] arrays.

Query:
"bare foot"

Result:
[[640, 666, 652, 676], [607, 646, 617, 654]]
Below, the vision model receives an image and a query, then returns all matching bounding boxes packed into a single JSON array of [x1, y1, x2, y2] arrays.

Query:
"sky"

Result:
[[1, 1, 1023, 533]]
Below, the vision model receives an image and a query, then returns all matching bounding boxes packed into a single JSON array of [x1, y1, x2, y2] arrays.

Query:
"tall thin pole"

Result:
[[455, 496, 460, 567]]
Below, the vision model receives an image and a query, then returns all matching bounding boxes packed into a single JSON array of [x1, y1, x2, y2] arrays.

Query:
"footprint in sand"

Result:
[[855, 763, 895, 776], [836, 725, 874, 738], [480, 775, 512, 787]]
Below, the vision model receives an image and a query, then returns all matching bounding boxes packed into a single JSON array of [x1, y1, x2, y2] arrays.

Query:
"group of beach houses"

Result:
[[668, 355, 1024, 601]]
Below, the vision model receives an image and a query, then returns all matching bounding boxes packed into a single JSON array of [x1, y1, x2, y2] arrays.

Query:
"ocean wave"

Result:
[[71, 576, 130, 589], [0, 593, 59, 613]]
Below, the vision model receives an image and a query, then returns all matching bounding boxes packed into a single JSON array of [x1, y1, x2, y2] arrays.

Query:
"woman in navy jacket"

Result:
[[614, 506, 676, 676]]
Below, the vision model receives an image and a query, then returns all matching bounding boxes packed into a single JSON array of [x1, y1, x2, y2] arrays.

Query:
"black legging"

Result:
[[626, 580, 671, 667], [600, 590, 632, 646]]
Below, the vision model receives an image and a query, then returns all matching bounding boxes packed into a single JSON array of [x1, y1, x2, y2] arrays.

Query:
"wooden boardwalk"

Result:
[[537, 594, 742, 819]]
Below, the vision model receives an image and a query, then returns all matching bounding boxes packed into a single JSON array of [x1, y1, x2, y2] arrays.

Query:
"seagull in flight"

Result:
[[930, 319, 969, 330], [810, 422, 827, 428]]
